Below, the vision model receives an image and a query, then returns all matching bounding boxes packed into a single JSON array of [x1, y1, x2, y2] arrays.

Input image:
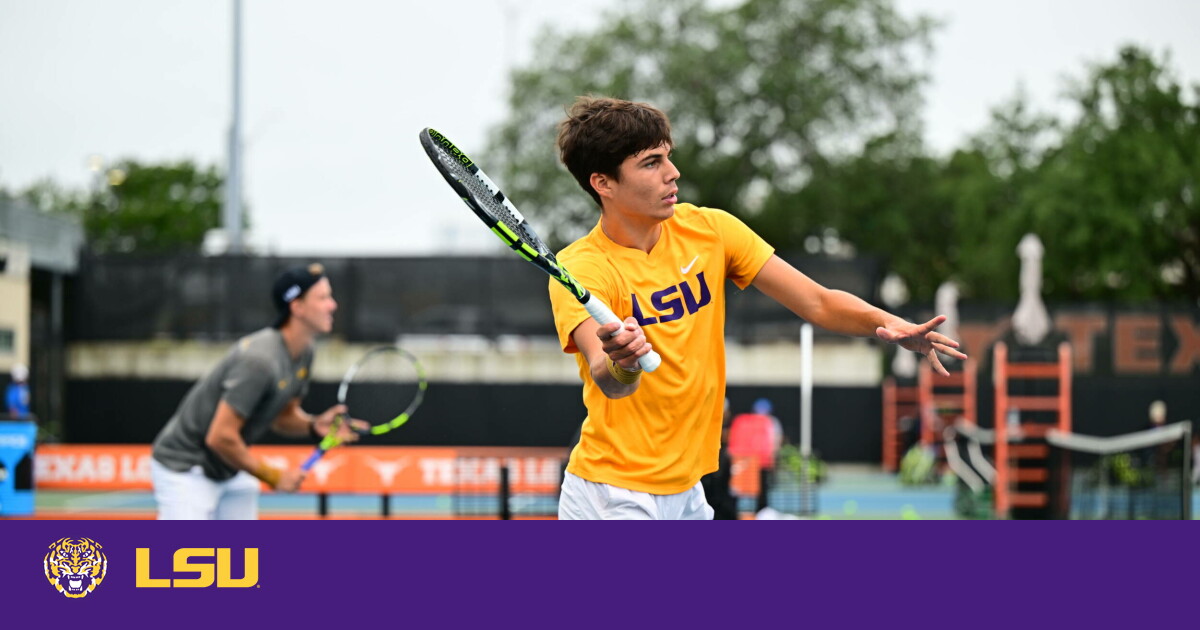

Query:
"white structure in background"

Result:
[[879, 272, 909, 310], [891, 338, 918, 378], [201, 228, 268, 256], [223, 0, 245, 254], [1012, 233, 1052, 346], [0, 198, 83, 424], [935, 280, 961, 365], [799, 323, 813, 460], [0, 240, 31, 372], [881, 272, 918, 378]]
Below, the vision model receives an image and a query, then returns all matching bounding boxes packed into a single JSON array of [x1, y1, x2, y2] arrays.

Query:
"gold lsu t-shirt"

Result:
[[549, 203, 774, 494]]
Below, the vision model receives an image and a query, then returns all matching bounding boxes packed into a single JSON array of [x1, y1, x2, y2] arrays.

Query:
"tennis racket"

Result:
[[418, 127, 661, 372], [300, 345, 427, 471]]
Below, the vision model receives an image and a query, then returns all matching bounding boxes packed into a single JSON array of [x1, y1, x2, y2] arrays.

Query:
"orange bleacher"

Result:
[[881, 377, 919, 472], [992, 341, 1072, 517]]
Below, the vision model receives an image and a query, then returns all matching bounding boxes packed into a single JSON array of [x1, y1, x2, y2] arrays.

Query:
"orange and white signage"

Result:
[[35, 444, 566, 494]]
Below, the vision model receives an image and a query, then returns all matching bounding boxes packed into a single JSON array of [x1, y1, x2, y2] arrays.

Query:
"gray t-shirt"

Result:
[[152, 327, 313, 481]]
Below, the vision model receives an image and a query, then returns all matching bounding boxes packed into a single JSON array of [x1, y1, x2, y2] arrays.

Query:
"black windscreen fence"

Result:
[[68, 253, 882, 343]]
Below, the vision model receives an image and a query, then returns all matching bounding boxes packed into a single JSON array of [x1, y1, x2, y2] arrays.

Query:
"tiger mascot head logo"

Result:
[[44, 537, 107, 598]]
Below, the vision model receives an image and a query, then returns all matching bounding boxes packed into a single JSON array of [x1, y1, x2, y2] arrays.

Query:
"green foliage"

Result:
[[1025, 47, 1200, 301], [490, 0, 1199, 303], [930, 93, 1058, 301], [19, 159, 228, 254], [898, 443, 937, 485], [860, 47, 1200, 302], [953, 481, 994, 519], [778, 443, 827, 483], [788, 47, 1200, 302], [752, 131, 956, 299], [487, 0, 934, 248]]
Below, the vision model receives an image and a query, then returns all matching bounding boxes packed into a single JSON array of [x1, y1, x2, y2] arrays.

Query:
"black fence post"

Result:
[[756, 467, 770, 513], [499, 464, 512, 520]]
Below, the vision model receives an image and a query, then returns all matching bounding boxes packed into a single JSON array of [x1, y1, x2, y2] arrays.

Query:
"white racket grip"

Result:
[[582, 295, 661, 373]]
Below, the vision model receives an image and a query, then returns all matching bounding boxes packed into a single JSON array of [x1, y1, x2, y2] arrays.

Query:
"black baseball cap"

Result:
[[271, 262, 326, 328]]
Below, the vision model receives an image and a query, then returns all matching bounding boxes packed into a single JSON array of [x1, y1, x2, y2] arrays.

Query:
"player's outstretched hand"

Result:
[[876, 315, 968, 376]]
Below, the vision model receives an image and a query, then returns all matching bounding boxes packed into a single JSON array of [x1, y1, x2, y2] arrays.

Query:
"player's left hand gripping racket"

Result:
[[301, 345, 427, 471], [419, 127, 661, 373]]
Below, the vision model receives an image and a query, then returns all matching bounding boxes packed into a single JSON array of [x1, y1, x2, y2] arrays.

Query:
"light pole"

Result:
[[223, 0, 244, 254]]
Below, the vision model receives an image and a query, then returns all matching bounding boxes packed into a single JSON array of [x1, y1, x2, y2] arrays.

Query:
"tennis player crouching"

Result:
[[150, 263, 360, 520], [549, 97, 968, 520]]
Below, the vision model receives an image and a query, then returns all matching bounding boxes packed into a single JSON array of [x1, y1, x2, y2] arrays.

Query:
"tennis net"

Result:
[[1046, 421, 1193, 520], [451, 456, 562, 519]]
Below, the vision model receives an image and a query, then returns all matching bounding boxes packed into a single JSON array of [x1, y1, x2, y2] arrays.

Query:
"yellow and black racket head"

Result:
[[338, 345, 426, 436], [417, 127, 662, 373], [301, 346, 426, 471], [419, 127, 589, 303]]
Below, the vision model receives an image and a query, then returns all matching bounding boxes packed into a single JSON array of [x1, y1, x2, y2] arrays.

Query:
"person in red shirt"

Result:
[[728, 398, 783, 470]]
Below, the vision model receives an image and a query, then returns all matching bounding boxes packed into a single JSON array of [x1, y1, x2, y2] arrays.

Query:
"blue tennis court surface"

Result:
[[23, 465, 954, 519], [26, 464, 1199, 520]]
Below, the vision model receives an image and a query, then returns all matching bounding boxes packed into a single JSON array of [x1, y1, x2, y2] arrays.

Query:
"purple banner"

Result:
[[0, 520, 1192, 627]]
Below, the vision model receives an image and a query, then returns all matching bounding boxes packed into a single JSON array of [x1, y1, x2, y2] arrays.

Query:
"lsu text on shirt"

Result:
[[549, 203, 774, 494]]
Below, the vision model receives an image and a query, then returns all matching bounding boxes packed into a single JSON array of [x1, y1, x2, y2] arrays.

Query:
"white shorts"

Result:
[[558, 471, 714, 520], [151, 458, 261, 520]]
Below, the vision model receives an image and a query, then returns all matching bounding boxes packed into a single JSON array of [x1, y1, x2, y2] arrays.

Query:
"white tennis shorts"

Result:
[[151, 458, 261, 520], [558, 471, 714, 520]]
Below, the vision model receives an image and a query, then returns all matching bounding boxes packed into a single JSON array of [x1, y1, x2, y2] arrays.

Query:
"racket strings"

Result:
[[516, 222, 554, 258], [430, 142, 552, 255], [469, 175, 524, 236], [341, 351, 422, 432], [432, 147, 505, 218], [473, 177, 555, 260]]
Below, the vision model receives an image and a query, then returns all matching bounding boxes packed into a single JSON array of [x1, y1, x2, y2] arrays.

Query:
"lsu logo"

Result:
[[44, 537, 107, 599], [632, 272, 711, 326], [135, 548, 259, 588]]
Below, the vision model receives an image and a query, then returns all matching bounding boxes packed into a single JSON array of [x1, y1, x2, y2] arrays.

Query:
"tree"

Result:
[[21, 159, 230, 254], [1023, 46, 1200, 301], [487, 0, 935, 248], [937, 91, 1059, 302], [749, 130, 953, 300], [490, 2, 1198, 304], [755, 46, 1200, 304], [710, 89, 1054, 303]]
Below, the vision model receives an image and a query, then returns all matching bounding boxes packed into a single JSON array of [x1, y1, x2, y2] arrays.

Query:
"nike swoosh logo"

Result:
[[680, 255, 699, 274]]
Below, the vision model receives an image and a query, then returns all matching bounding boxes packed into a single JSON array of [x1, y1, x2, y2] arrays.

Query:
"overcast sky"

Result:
[[2, 0, 1197, 256]]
